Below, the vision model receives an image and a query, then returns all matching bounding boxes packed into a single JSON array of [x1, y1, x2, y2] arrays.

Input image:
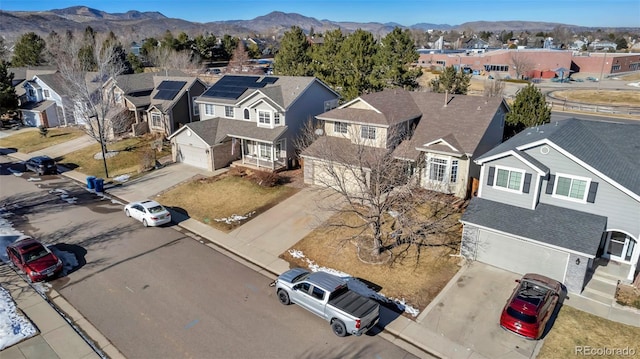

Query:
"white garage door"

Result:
[[476, 230, 568, 282], [178, 144, 208, 170], [313, 161, 366, 195]]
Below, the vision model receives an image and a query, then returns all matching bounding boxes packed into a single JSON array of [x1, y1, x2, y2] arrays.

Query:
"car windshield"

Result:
[[506, 307, 537, 324], [24, 247, 50, 263], [147, 205, 165, 214]]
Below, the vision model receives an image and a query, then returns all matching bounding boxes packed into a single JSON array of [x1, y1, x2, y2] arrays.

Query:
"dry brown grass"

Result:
[[553, 89, 640, 107], [537, 305, 640, 358], [620, 73, 640, 81], [281, 206, 462, 313], [156, 172, 298, 232], [418, 69, 491, 94], [0, 127, 86, 153], [616, 284, 640, 309]]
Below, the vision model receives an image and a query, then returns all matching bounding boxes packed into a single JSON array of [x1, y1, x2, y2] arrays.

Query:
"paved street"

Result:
[[0, 156, 419, 359]]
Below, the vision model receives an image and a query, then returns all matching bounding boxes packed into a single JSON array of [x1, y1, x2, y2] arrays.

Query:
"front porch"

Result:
[[582, 258, 634, 305], [230, 157, 287, 172]]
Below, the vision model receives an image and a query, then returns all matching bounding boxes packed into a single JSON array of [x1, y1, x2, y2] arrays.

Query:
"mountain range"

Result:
[[0, 6, 631, 43]]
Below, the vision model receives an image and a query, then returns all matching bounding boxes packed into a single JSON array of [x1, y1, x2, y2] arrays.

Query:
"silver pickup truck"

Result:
[[273, 268, 379, 337]]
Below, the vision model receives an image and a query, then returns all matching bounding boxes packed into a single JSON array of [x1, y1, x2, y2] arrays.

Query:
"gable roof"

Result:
[[477, 118, 640, 197], [317, 88, 422, 127], [198, 74, 336, 110], [149, 76, 204, 114], [461, 197, 607, 257], [34, 73, 71, 97], [393, 93, 505, 160]]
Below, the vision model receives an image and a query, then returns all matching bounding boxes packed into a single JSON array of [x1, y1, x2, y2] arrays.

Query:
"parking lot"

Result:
[[420, 262, 540, 359]]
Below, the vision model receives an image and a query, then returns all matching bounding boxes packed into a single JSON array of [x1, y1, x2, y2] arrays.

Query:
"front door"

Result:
[[604, 232, 635, 262]]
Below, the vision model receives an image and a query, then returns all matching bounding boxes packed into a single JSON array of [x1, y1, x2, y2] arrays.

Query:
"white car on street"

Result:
[[124, 200, 172, 227]]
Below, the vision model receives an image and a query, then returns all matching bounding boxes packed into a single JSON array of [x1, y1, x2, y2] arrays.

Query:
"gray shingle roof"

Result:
[[318, 88, 422, 126], [35, 73, 71, 97], [179, 118, 287, 146], [477, 118, 640, 196], [461, 197, 607, 256]]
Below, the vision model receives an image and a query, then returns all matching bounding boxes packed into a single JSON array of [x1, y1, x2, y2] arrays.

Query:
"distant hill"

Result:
[[0, 6, 633, 44]]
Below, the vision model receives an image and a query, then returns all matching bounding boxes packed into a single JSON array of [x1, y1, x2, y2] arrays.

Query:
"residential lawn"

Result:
[[0, 127, 86, 153], [280, 204, 463, 314], [156, 172, 299, 232], [60, 134, 171, 179], [538, 305, 640, 359]]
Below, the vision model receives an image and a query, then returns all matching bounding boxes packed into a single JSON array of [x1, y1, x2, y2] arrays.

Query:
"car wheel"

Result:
[[142, 219, 149, 227], [125, 209, 131, 217], [331, 320, 347, 337], [277, 289, 290, 305]]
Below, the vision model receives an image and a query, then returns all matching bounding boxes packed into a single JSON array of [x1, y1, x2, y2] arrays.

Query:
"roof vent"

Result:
[[477, 106, 481, 110]]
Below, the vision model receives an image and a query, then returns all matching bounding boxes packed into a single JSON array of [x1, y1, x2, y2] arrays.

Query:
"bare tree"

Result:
[[51, 32, 130, 178], [510, 52, 535, 79], [228, 40, 251, 73], [483, 78, 505, 98], [297, 121, 461, 262], [147, 46, 199, 73]]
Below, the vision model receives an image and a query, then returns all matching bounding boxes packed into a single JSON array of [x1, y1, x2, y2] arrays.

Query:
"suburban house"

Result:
[[20, 72, 75, 128], [302, 88, 508, 199], [168, 74, 340, 172], [460, 118, 640, 295], [102, 70, 204, 137]]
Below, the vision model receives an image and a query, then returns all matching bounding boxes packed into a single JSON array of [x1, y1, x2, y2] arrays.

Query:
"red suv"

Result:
[[500, 273, 562, 340], [6, 238, 63, 282]]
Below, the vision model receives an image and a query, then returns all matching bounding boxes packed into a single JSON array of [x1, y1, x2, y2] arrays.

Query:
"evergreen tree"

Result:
[[0, 61, 18, 116], [371, 27, 421, 90], [615, 37, 628, 50], [141, 37, 158, 59], [336, 29, 377, 100], [430, 65, 471, 94], [309, 29, 345, 88], [505, 84, 551, 139], [127, 52, 144, 73], [11, 32, 47, 66], [193, 34, 217, 61], [0, 38, 7, 61], [273, 26, 310, 76], [218, 35, 238, 61]]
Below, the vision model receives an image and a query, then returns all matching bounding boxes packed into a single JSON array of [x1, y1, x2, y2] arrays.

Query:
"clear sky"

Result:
[[1, 0, 639, 28]]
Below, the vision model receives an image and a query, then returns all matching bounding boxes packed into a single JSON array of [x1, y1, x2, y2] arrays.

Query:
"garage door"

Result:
[[313, 161, 366, 195], [476, 230, 568, 282], [178, 144, 208, 170]]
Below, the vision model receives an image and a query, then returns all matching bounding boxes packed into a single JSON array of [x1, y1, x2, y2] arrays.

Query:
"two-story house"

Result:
[[302, 88, 508, 199], [168, 74, 339, 171], [460, 119, 640, 295], [21, 72, 74, 128]]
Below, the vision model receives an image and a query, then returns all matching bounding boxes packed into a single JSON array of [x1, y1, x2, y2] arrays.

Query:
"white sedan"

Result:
[[124, 200, 172, 227]]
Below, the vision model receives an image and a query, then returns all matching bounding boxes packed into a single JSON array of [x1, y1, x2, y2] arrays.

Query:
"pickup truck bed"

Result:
[[329, 290, 378, 318]]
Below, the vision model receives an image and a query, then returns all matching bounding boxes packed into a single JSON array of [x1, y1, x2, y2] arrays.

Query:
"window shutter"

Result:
[[487, 166, 495, 186], [587, 182, 598, 203], [545, 174, 555, 194], [523, 173, 532, 193]]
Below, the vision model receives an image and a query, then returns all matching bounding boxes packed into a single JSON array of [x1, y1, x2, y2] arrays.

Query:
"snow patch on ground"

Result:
[[627, 82, 640, 88], [287, 249, 421, 317], [215, 211, 256, 225], [113, 174, 130, 183], [93, 151, 119, 160], [0, 286, 38, 350], [49, 188, 78, 204]]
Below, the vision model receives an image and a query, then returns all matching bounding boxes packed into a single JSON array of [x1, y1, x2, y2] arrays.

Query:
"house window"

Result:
[[274, 112, 280, 125], [244, 108, 250, 120], [429, 158, 448, 182], [495, 167, 524, 191], [28, 89, 35, 97], [276, 139, 286, 157], [258, 110, 271, 124], [450, 160, 458, 182], [192, 97, 199, 116], [259, 143, 272, 160], [151, 113, 162, 128], [225, 106, 234, 118], [334, 122, 348, 134], [554, 174, 589, 201], [361, 126, 376, 140], [43, 89, 50, 98], [205, 104, 214, 116]]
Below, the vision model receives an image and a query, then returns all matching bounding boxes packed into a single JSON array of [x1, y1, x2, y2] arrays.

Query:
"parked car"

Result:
[[124, 200, 172, 227], [6, 238, 63, 282], [273, 268, 379, 337], [500, 273, 562, 339], [25, 155, 57, 175]]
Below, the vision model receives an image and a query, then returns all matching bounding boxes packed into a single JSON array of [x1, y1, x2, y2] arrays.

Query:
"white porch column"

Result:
[[627, 237, 639, 281]]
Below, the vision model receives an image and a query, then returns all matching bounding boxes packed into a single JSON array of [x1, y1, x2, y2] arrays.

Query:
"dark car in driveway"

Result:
[[6, 238, 63, 282], [25, 155, 57, 175], [500, 273, 562, 340]]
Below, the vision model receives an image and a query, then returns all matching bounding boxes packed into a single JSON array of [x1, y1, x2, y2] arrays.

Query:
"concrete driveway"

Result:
[[420, 262, 541, 359]]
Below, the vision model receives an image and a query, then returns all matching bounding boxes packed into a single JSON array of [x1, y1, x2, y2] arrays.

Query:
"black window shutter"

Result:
[[587, 182, 598, 203], [523, 173, 532, 193], [487, 166, 495, 186], [545, 174, 555, 194]]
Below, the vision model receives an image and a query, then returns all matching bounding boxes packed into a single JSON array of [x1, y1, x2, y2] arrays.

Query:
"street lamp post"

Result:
[[597, 52, 608, 92]]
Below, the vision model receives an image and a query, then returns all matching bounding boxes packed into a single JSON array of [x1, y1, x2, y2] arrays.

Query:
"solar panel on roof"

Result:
[[201, 75, 279, 99], [158, 80, 187, 90], [260, 77, 278, 84]]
